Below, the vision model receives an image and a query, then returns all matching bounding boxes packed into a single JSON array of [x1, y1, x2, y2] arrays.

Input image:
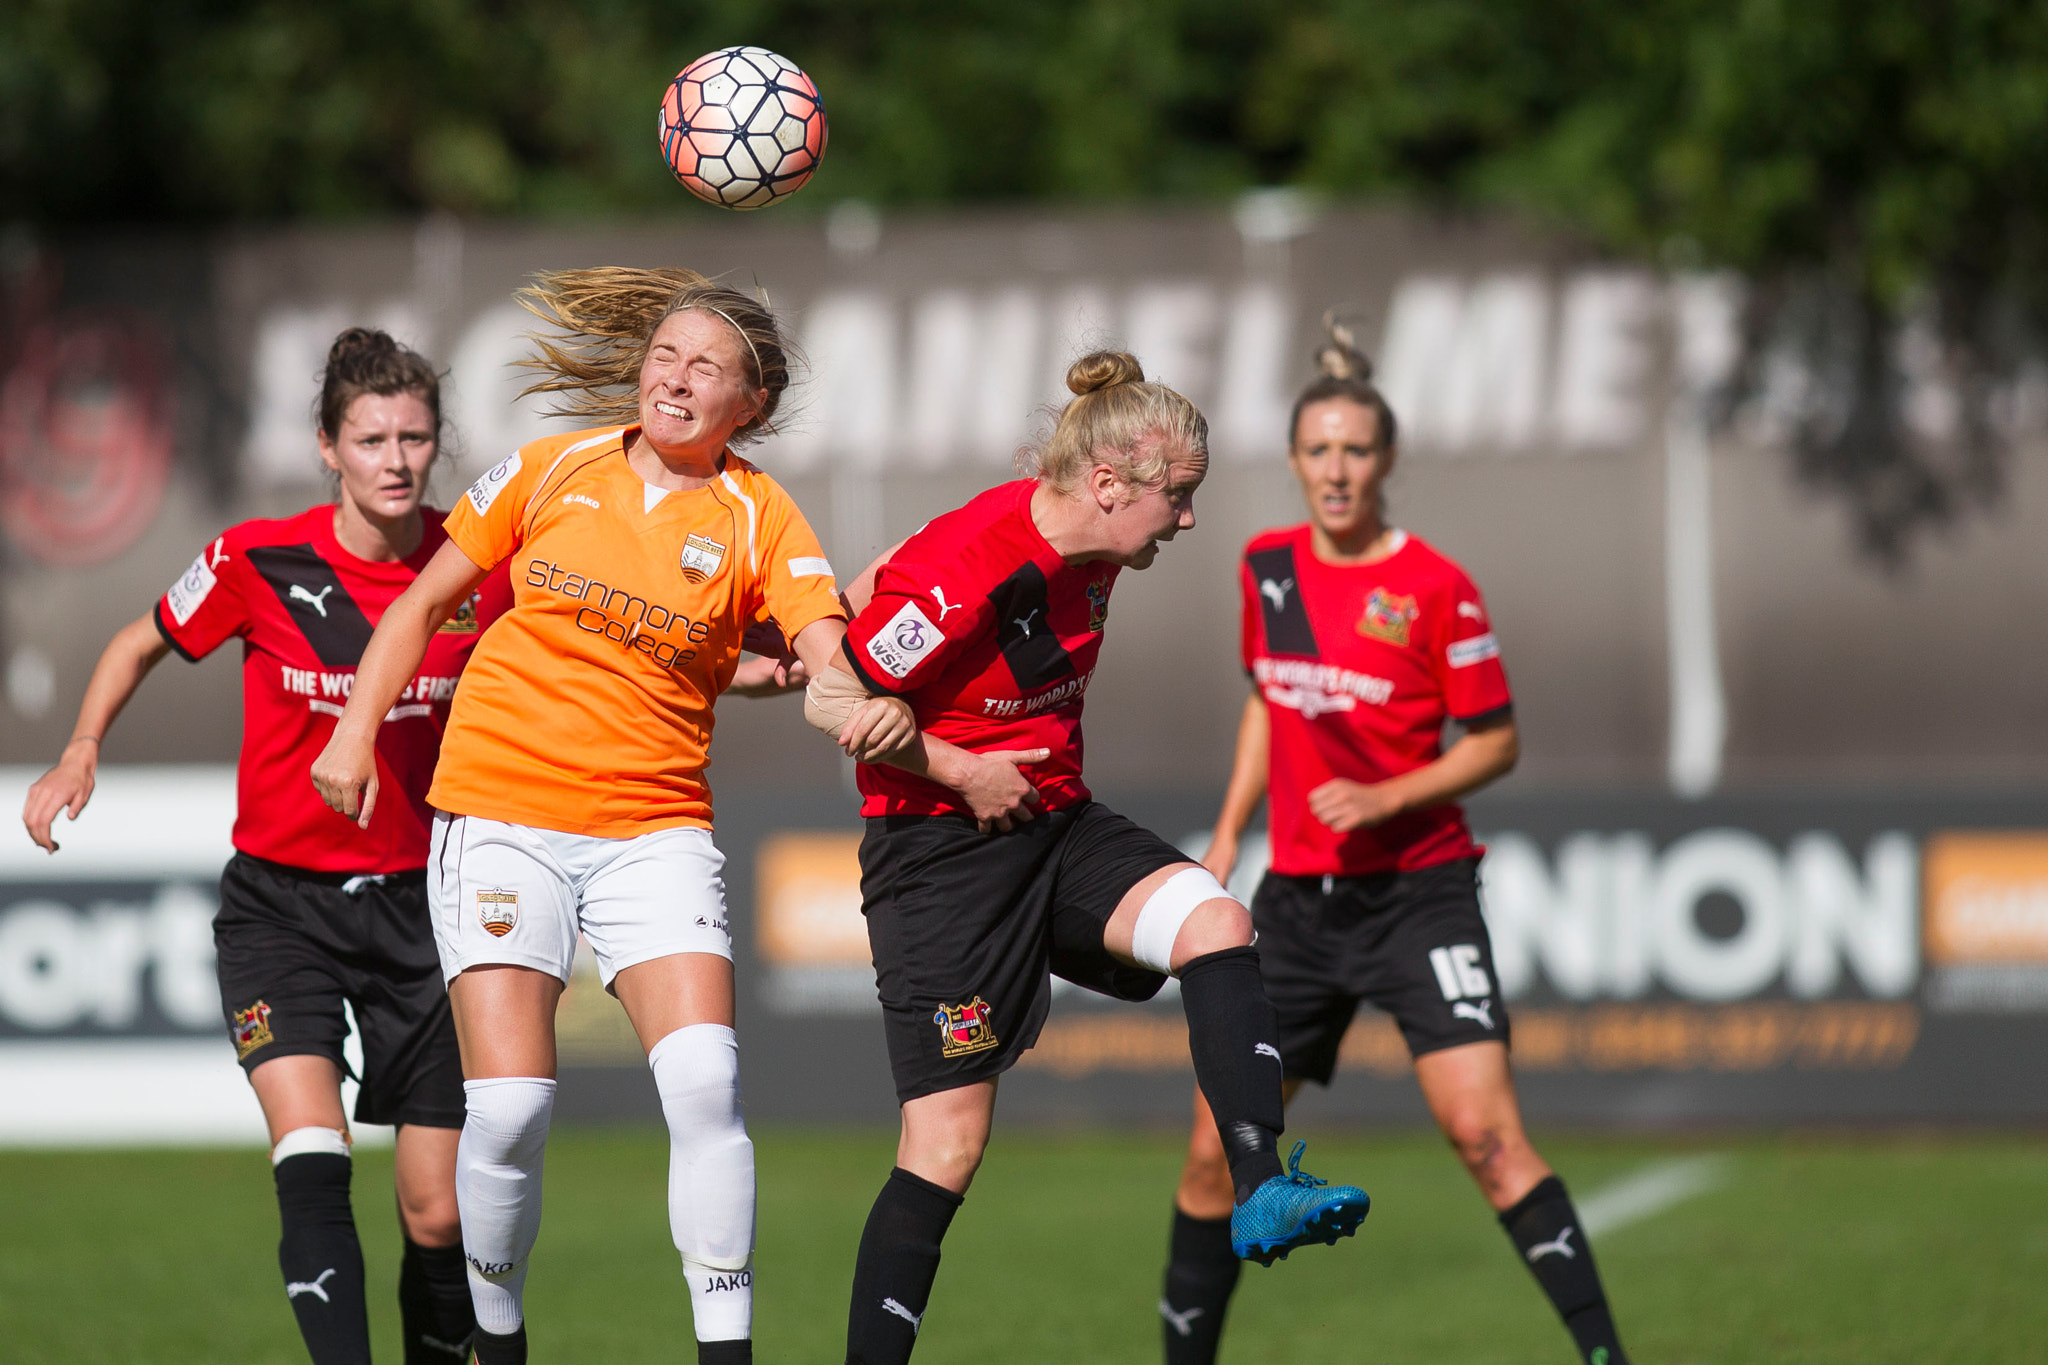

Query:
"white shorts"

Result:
[[429, 812, 732, 988]]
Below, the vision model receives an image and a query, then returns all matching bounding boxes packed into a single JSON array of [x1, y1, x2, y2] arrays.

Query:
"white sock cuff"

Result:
[[463, 1076, 556, 1127], [271, 1126, 351, 1166], [1134, 866, 1236, 974], [648, 1022, 738, 1072]]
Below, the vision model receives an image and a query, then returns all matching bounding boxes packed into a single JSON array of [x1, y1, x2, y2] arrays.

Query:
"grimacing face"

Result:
[[637, 308, 768, 456], [318, 391, 437, 522], [1288, 398, 1392, 543], [1112, 442, 1205, 569]]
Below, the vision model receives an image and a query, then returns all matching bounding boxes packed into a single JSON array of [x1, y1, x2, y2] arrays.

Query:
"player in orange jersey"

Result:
[[311, 269, 909, 1365]]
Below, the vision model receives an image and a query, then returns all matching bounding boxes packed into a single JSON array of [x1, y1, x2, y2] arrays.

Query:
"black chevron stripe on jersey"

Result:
[[990, 562, 1078, 690], [1248, 544, 1319, 656], [247, 545, 378, 667]]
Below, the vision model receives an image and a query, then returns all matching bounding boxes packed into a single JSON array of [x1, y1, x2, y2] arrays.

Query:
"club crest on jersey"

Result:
[[679, 535, 727, 583], [934, 997, 998, 1058], [1086, 579, 1110, 633], [476, 888, 519, 937], [1358, 588, 1418, 646], [232, 1001, 274, 1060], [437, 590, 481, 634]]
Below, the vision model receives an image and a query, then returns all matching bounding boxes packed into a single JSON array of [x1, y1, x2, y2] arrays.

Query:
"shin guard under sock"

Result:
[[845, 1166, 964, 1365], [458, 1077, 555, 1338], [1177, 947, 1286, 1201], [1160, 1207, 1241, 1365], [399, 1238, 476, 1364], [650, 1024, 756, 1350], [1499, 1175, 1630, 1365], [274, 1150, 370, 1365]]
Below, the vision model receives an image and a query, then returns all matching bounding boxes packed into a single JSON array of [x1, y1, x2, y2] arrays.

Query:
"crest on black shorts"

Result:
[[232, 1000, 274, 1060], [934, 997, 998, 1057]]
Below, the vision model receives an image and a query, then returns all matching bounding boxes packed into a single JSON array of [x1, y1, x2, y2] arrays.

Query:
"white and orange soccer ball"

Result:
[[659, 46, 827, 210]]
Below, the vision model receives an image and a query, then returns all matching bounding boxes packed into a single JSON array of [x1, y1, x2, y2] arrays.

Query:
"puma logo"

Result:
[[286, 1267, 338, 1302], [417, 1333, 472, 1357], [207, 537, 230, 568], [881, 1297, 923, 1334], [933, 586, 962, 621], [1013, 608, 1041, 639], [1457, 600, 1486, 621], [1254, 1042, 1282, 1063], [289, 584, 336, 617], [1159, 1300, 1205, 1337], [1260, 577, 1293, 611], [1526, 1226, 1576, 1262], [1452, 999, 1495, 1030]]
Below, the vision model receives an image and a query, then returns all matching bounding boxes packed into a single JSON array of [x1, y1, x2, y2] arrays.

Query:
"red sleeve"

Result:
[[1238, 554, 1261, 675], [843, 543, 989, 695], [1435, 569, 1511, 720], [155, 530, 251, 662]]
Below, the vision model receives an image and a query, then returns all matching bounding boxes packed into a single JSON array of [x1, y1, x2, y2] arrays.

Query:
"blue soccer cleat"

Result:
[[1230, 1140, 1370, 1265]]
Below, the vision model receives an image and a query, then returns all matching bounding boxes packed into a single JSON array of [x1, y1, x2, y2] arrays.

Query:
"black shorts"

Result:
[[859, 800, 1188, 1103], [215, 853, 466, 1129], [1254, 856, 1508, 1085]]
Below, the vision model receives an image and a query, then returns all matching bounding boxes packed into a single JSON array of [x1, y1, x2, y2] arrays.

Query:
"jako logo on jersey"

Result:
[[476, 889, 518, 937], [1525, 1226, 1577, 1262], [1252, 656, 1394, 717], [934, 996, 998, 1057], [232, 1000, 274, 1059], [1087, 579, 1110, 632], [1452, 999, 1496, 1030], [679, 534, 726, 582], [932, 586, 963, 621], [562, 493, 600, 510], [1259, 577, 1294, 611], [1358, 588, 1418, 645], [867, 601, 944, 679], [1448, 632, 1500, 669], [465, 451, 523, 516], [289, 583, 336, 617]]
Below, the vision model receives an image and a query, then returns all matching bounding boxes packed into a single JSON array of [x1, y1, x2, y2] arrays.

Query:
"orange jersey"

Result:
[[428, 426, 844, 836]]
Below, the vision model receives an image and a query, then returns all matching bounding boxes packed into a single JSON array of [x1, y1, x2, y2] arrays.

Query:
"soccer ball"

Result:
[[659, 47, 827, 210]]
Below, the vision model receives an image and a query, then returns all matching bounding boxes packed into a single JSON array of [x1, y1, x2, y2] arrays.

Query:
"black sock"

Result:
[[1499, 1176, 1630, 1365], [845, 1166, 964, 1365], [1178, 947, 1286, 1202], [471, 1323, 528, 1365], [274, 1153, 370, 1365], [1160, 1207, 1240, 1365], [399, 1238, 476, 1363], [699, 1339, 753, 1364]]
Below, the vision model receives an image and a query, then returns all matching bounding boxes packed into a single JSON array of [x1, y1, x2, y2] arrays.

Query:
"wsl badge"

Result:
[[476, 888, 519, 938], [679, 535, 727, 583], [1357, 588, 1418, 646], [934, 997, 998, 1058], [232, 1000, 274, 1060]]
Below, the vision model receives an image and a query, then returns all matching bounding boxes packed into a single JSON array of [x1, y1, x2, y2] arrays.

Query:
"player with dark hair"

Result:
[[1153, 320, 1632, 1365], [22, 327, 504, 1365], [805, 350, 1371, 1365]]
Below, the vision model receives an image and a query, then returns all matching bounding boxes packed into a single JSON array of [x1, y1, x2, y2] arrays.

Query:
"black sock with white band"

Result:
[[1176, 947, 1287, 1202], [845, 1166, 964, 1365], [1499, 1175, 1630, 1365], [272, 1127, 371, 1365]]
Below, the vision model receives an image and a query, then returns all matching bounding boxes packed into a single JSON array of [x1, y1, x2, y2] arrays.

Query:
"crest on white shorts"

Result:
[[679, 534, 726, 583], [476, 888, 519, 937]]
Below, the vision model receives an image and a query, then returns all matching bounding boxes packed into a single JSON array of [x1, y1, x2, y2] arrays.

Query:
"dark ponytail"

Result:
[[1287, 314, 1398, 450], [316, 327, 443, 444]]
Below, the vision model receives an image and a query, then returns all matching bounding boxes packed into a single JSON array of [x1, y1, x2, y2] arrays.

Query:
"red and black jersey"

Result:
[[1242, 525, 1511, 877], [154, 505, 510, 874], [843, 480, 1119, 818]]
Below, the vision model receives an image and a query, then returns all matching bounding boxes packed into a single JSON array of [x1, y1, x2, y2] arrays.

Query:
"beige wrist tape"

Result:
[[805, 665, 877, 741]]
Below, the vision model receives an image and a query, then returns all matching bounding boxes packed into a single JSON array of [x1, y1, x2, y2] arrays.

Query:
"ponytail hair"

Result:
[[514, 266, 794, 446], [1288, 313, 1398, 450], [1023, 350, 1209, 497], [316, 327, 442, 443]]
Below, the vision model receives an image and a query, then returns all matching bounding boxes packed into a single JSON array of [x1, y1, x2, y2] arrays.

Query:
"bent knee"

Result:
[[399, 1193, 462, 1247], [1171, 899, 1254, 968]]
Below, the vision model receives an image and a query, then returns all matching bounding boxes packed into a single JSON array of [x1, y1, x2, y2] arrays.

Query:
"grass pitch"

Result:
[[2, 1127, 2042, 1363]]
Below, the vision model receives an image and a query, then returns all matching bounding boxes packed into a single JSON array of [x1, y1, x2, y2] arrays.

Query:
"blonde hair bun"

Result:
[[1065, 350, 1146, 396]]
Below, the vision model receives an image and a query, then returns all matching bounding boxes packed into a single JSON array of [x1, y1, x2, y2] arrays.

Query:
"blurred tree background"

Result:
[[7, 0, 2048, 553]]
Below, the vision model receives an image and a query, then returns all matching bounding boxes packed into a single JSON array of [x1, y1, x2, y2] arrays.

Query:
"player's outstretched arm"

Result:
[[1203, 688, 1272, 882], [1308, 712, 1519, 833], [310, 539, 487, 829], [21, 613, 171, 853]]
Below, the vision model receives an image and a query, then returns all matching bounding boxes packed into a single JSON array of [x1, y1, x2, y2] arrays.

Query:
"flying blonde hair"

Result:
[[514, 266, 794, 446], [1022, 350, 1209, 497]]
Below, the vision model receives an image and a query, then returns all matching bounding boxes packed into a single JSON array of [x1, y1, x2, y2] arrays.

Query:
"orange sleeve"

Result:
[[752, 478, 846, 637], [442, 444, 549, 573]]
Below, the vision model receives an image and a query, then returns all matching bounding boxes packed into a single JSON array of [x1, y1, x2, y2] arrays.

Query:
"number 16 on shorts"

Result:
[[1429, 945, 1497, 1030]]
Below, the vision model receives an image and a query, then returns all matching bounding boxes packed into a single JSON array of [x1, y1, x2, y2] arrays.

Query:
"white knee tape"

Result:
[[650, 1024, 756, 1276], [271, 1126, 351, 1166], [1132, 867, 1235, 975]]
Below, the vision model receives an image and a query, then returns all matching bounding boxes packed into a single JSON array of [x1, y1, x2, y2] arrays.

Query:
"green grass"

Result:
[[2, 1127, 2043, 1362]]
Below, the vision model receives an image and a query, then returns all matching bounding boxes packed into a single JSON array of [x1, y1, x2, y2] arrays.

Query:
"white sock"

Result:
[[649, 1023, 756, 1342], [457, 1076, 556, 1336]]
